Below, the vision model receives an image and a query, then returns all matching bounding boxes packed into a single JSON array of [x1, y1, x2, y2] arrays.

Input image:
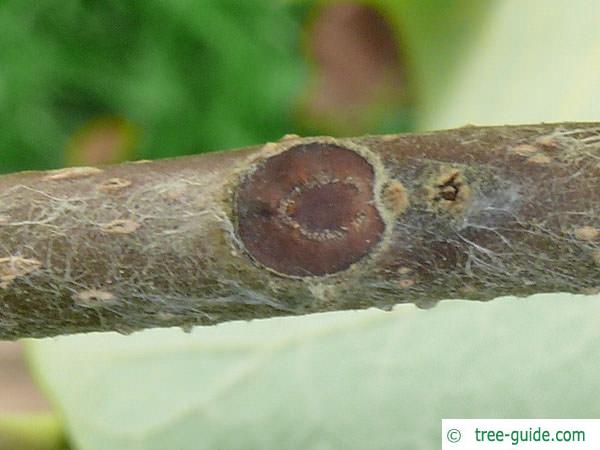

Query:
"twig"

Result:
[[2, 123, 600, 339]]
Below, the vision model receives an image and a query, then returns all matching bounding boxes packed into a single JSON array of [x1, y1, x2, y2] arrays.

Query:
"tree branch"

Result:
[[2, 123, 600, 339]]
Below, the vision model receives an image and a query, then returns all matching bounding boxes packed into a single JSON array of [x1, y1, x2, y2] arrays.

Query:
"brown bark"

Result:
[[1, 123, 600, 339]]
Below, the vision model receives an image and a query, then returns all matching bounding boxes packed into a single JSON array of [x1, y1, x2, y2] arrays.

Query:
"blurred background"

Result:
[[0, 0, 423, 175], [1, 1, 600, 449]]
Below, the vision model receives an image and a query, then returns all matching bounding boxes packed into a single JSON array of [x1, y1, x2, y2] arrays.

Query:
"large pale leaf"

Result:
[[422, 0, 600, 128], [28, 297, 600, 450]]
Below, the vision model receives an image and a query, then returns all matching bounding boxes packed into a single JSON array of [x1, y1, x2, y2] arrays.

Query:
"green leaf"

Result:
[[0, 413, 68, 450], [0, 1, 308, 173], [374, 0, 494, 126]]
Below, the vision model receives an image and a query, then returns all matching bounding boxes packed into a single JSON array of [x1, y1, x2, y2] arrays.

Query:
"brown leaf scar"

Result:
[[235, 141, 386, 277]]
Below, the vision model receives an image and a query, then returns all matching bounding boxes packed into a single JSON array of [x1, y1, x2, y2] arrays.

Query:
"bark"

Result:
[[1, 123, 600, 339]]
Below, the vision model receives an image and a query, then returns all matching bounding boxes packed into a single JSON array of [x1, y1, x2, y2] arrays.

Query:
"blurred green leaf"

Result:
[[374, 0, 494, 127], [0, 413, 68, 450], [0, 1, 308, 173], [297, 2, 413, 136]]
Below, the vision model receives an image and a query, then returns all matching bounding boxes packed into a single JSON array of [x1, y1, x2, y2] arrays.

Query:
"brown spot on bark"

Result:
[[155, 312, 177, 322], [458, 285, 477, 296], [165, 188, 186, 202], [535, 135, 560, 148], [382, 180, 409, 215], [73, 289, 116, 307], [308, 283, 338, 301], [510, 144, 538, 156], [397, 278, 415, 288], [0, 257, 41, 289], [100, 219, 140, 234], [235, 142, 385, 276], [527, 153, 552, 164], [574, 226, 599, 241], [98, 178, 132, 193], [43, 166, 103, 181]]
